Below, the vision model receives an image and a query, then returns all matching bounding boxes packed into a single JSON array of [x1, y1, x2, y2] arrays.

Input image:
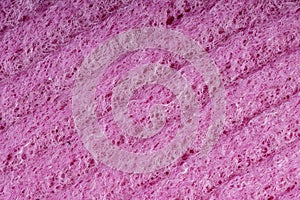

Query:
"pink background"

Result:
[[0, 0, 299, 199]]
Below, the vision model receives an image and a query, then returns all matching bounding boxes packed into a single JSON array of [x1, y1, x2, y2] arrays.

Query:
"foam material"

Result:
[[0, 0, 299, 199]]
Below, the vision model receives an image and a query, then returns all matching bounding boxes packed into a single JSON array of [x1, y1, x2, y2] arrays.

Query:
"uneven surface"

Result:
[[0, 0, 299, 199]]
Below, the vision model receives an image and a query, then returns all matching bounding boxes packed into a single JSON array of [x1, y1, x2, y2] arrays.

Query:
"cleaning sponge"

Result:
[[1, 0, 299, 199]]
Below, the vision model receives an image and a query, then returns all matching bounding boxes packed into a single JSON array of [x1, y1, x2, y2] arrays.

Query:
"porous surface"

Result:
[[0, 0, 299, 199]]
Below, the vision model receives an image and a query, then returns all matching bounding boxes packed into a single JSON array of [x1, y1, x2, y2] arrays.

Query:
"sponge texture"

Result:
[[0, 0, 299, 199]]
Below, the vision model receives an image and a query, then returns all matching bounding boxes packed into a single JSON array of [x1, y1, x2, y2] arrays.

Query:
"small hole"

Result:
[[166, 16, 174, 25], [177, 13, 183, 19], [184, 8, 191, 12]]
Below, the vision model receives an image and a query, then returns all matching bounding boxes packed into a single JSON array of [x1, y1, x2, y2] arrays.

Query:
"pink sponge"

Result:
[[1, 0, 299, 199]]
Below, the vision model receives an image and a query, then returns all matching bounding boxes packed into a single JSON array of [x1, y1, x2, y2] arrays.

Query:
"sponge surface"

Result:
[[0, 0, 299, 199]]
